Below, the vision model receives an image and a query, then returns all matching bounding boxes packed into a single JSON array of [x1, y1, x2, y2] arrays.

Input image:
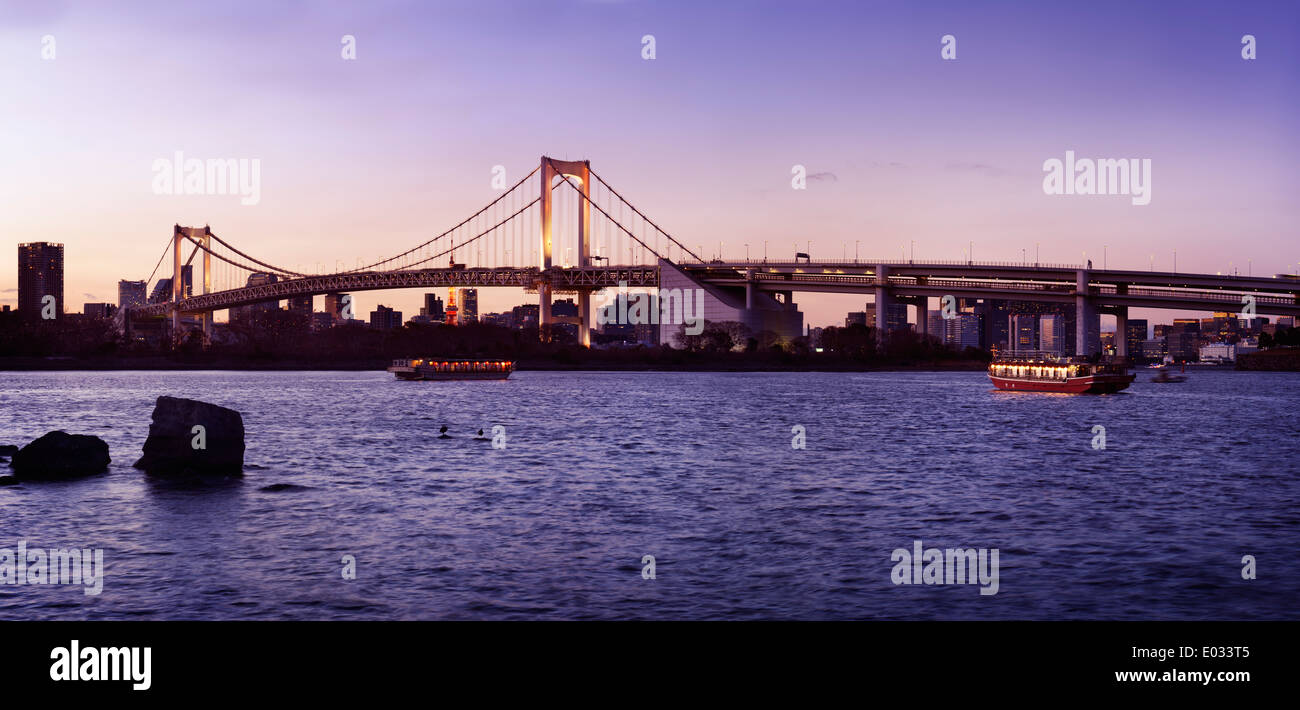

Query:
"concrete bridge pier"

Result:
[[1113, 305, 1128, 361], [1075, 268, 1092, 357], [874, 264, 892, 344]]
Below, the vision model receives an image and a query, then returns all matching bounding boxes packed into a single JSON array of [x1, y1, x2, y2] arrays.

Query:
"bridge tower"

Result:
[[539, 156, 591, 346], [171, 225, 212, 344]]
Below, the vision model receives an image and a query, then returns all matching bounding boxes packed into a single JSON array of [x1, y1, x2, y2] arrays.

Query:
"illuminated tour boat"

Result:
[[387, 358, 515, 381], [988, 352, 1134, 394]]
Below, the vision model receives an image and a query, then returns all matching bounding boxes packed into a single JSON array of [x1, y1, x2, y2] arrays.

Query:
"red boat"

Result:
[[988, 353, 1134, 394]]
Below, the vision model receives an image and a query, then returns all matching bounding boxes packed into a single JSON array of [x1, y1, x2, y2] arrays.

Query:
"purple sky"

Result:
[[1, 0, 1297, 331]]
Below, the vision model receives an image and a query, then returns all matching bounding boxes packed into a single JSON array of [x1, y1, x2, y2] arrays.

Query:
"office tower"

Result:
[[18, 242, 64, 320], [420, 293, 445, 321], [230, 272, 279, 323], [1009, 313, 1039, 352], [944, 312, 981, 349], [288, 295, 313, 315], [118, 279, 147, 310], [1172, 318, 1200, 335], [1039, 314, 1065, 355], [1167, 332, 1199, 362], [323, 292, 352, 322], [369, 305, 403, 329], [926, 310, 945, 341], [881, 302, 909, 333], [845, 312, 867, 328], [1124, 319, 1148, 359], [83, 303, 117, 319], [149, 265, 193, 303], [457, 288, 478, 323]]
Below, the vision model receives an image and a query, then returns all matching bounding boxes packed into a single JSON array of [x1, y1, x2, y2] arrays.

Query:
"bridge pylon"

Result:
[[539, 156, 592, 346], [171, 225, 212, 347]]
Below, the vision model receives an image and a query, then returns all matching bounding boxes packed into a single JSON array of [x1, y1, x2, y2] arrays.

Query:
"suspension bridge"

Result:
[[129, 156, 1300, 356]]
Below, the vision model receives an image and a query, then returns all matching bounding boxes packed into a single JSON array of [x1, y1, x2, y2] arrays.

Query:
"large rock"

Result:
[[134, 396, 245, 477], [11, 431, 111, 480]]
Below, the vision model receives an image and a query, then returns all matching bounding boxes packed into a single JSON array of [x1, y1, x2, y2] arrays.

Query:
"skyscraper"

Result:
[[944, 313, 981, 349], [18, 242, 64, 320], [1010, 313, 1038, 352], [1124, 319, 1148, 360], [420, 293, 445, 321], [926, 310, 945, 341], [288, 295, 313, 316], [369, 304, 403, 329], [1039, 314, 1065, 354], [149, 265, 193, 303], [457, 288, 478, 323], [324, 292, 352, 323], [118, 280, 147, 310], [231, 273, 279, 323]]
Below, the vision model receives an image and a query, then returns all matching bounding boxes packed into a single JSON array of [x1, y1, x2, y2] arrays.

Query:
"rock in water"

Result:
[[11, 431, 111, 480], [0, 445, 18, 457], [134, 396, 245, 477]]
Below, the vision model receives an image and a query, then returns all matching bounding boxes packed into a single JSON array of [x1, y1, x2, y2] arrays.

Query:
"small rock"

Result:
[[0, 476, 20, 486], [259, 483, 309, 492], [134, 396, 245, 477], [11, 431, 111, 480], [0, 445, 18, 456]]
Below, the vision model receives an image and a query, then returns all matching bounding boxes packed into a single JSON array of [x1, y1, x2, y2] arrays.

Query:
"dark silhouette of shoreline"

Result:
[[0, 312, 989, 372]]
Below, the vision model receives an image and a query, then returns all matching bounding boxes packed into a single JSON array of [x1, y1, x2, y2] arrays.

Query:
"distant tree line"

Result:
[[0, 310, 988, 370], [1259, 326, 1299, 349]]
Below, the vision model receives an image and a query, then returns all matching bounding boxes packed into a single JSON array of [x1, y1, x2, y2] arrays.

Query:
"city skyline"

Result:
[[2, 0, 1298, 328]]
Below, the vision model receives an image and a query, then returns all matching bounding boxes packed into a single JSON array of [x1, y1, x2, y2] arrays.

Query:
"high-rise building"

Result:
[[457, 288, 478, 324], [323, 292, 352, 323], [288, 295, 313, 315], [230, 272, 279, 323], [879, 301, 909, 333], [978, 300, 1080, 355], [1167, 331, 1199, 362], [1172, 318, 1200, 335], [420, 293, 445, 321], [1124, 319, 1148, 359], [1010, 313, 1039, 352], [369, 305, 403, 329], [1039, 314, 1065, 354], [149, 265, 193, 304], [1141, 339, 1167, 360], [510, 303, 540, 329], [83, 303, 117, 319], [926, 310, 945, 341], [118, 280, 147, 310], [18, 242, 64, 320], [845, 312, 867, 328], [944, 313, 981, 349]]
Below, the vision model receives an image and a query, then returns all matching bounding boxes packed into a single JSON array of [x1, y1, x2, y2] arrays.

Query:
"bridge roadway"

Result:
[[692, 260, 1300, 317], [130, 259, 1300, 319]]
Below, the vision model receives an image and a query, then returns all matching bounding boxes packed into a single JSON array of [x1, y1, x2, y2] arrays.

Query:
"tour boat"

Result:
[[388, 358, 514, 381], [988, 353, 1134, 394]]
